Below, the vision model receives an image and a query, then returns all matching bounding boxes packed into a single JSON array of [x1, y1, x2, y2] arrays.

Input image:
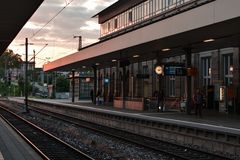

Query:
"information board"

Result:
[[164, 65, 186, 76]]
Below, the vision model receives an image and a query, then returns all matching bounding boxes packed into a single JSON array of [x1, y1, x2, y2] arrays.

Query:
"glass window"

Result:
[[169, 76, 176, 97], [114, 18, 118, 29], [201, 57, 211, 87], [143, 65, 149, 74], [223, 54, 233, 86], [100, 0, 190, 37], [144, 1, 149, 18], [108, 22, 111, 32], [149, 0, 153, 15], [128, 11, 133, 22]]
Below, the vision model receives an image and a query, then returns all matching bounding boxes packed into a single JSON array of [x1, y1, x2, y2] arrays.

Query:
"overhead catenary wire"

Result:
[[30, 0, 75, 39], [29, 44, 48, 62], [10, 0, 75, 54]]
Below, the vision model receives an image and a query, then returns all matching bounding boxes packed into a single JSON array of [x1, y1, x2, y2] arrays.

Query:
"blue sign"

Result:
[[164, 65, 186, 76], [104, 78, 109, 83]]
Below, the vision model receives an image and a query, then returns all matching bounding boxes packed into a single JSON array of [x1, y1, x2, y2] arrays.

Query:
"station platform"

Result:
[[42, 98, 240, 130], [5, 97, 240, 131], [0, 116, 42, 160], [3, 97, 240, 158], [8, 97, 240, 130]]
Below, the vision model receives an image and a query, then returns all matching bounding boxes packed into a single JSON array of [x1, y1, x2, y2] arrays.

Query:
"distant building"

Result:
[[7, 61, 34, 82]]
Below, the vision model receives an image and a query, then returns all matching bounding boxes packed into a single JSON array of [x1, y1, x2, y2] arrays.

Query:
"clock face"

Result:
[[155, 66, 163, 75]]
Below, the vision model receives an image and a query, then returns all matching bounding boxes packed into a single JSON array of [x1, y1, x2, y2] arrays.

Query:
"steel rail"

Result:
[[0, 106, 94, 160], [29, 106, 232, 160]]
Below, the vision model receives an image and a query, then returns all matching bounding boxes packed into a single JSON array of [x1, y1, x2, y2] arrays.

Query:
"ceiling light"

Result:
[[112, 59, 117, 62], [203, 39, 215, 43], [162, 48, 170, 52], [229, 65, 233, 72], [133, 55, 139, 58], [95, 63, 100, 66], [82, 66, 86, 68]]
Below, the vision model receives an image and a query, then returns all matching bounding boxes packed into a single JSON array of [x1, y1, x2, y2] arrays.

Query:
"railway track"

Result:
[[28, 106, 232, 160], [0, 106, 94, 160]]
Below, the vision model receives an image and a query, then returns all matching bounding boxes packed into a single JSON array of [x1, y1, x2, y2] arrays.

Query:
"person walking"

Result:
[[193, 88, 204, 117]]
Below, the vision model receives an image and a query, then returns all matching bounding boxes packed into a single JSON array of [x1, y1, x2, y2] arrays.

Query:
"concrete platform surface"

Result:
[[29, 98, 240, 129], [0, 117, 43, 160]]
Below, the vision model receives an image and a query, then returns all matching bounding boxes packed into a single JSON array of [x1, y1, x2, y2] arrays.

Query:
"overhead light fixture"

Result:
[[133, 55, 139, 58], [95, 63, 100, 66], [229, 65, 233, 72], [203, 39, 215, 43], [162, 48, 170, 52], [112, 59, 117, 62], [208, 68, 211, 75], [82, 66, 86, 68]]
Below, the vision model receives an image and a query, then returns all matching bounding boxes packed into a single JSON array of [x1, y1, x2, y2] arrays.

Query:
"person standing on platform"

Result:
[[96, 90, 102, 105], [193, 88, 204, 117], [90, 89, 93, 103], [158, 90, 165, 112]]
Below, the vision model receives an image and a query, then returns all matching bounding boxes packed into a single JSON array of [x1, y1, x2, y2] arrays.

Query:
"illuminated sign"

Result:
[[104, 78, 109, 83], [219, 86, 225, 101], [164, 65, 186, 76]]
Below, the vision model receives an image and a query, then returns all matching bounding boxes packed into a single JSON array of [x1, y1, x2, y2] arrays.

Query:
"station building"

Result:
[[44, 0, 240, 114]]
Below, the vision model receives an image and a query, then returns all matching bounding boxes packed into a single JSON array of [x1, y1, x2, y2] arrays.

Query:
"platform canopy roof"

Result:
[[0, 0, 44, 55], [44, 0, 240, 72], [44, 16, 240, 72]]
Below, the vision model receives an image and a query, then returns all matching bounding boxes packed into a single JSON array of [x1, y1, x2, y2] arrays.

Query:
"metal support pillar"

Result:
[[93, 66, 97, 104], [32, 50, 35, 96], [25, 38, 29, 113], [71, 69, 75, 103], [185, 48, 192, 114], [157, 75, 161, 112], [122, 66, 126, 109]]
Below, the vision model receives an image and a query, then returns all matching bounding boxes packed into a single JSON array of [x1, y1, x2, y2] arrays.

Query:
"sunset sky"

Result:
[[9, 0, 117, 67]]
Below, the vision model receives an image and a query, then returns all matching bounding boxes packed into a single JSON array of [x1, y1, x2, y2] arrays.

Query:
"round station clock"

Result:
[[155, 65, 163, 75]]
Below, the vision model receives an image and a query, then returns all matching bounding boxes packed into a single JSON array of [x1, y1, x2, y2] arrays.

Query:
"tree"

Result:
[[56, 76, 69, 92], [18, 76, 24, 95], [0, 49, 22, 79], [0, 49, 22, 68], [0, 49, 22, 96]]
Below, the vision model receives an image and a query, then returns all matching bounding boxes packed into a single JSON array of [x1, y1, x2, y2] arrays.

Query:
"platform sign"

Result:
[[164, 65, 186, 76]]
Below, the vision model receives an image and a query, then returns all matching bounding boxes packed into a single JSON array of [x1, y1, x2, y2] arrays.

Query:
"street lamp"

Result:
[[155, 64, 164, 112]]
